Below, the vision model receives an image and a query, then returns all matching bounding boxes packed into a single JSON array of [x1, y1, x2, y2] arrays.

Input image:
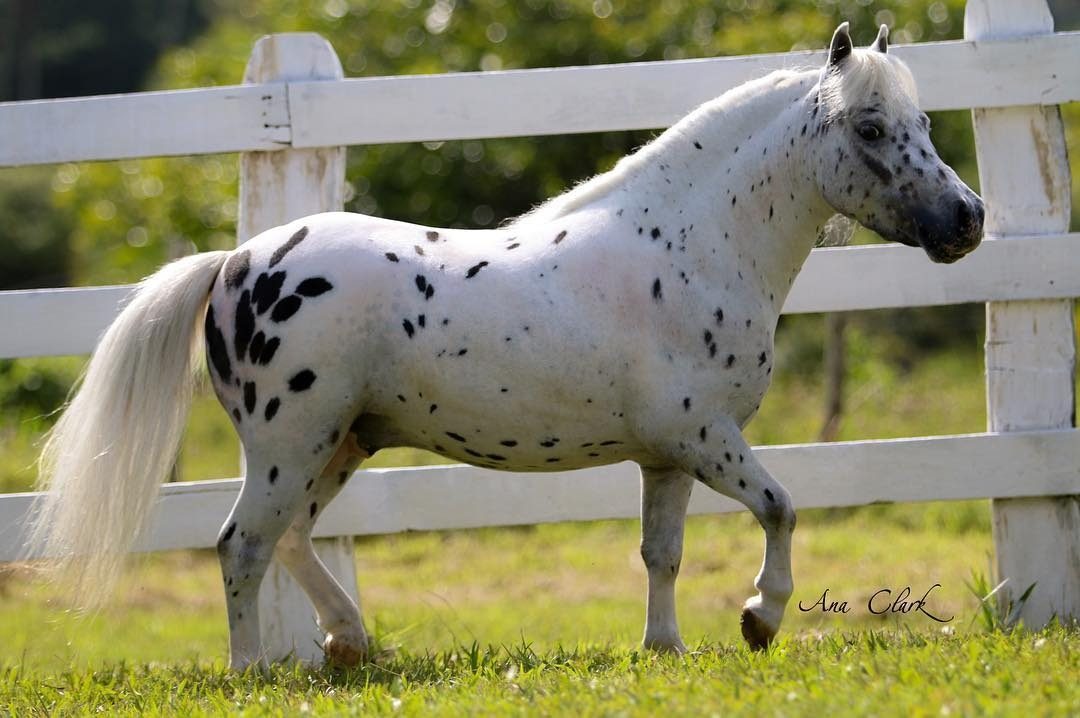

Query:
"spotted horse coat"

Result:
[[32, 24, 983, 671]]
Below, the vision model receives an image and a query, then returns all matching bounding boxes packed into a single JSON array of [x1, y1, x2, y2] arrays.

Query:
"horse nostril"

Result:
[[955, 198, 979, 232]]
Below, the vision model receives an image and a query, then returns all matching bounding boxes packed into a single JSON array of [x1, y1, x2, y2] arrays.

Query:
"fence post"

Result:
[[966, 0, 1079, 627], [238, 32, 360, 663]]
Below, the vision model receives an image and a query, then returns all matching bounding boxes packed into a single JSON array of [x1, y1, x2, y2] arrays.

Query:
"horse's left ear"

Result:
[[870, 24, 889, 53], [828, 22, 853, 67]]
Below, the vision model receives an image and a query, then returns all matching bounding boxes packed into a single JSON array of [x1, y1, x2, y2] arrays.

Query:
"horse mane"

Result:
[[509, 49, 917, 229], [819, 49, 918, 122]]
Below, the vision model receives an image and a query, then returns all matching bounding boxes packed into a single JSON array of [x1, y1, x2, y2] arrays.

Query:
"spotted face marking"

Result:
[[223, 250, 251, 290], [288, 370, 316, 392], [269, 226, 308, 268]]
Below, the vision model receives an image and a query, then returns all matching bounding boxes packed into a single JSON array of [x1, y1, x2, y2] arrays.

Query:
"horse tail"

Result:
[[28, 250, 231, 606]]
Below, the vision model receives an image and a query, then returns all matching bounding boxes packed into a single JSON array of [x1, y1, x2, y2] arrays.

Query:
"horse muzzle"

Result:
[[914, 194, 985, 264]]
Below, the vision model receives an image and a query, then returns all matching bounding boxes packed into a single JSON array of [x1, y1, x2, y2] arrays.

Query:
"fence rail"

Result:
[[1, 0, 1077, 663]]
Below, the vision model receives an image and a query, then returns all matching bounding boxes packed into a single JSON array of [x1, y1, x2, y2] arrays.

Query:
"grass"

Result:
[[1, 324, 1077, 714]]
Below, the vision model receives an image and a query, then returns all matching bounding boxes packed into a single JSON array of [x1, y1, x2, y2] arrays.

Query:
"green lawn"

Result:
[[2, 329, 1078, 714]]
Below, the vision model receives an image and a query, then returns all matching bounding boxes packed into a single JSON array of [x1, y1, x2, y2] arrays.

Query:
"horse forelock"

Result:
[[819, 49, 918, 122]]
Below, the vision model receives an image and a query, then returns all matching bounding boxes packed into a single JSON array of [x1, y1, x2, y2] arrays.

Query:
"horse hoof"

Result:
[[642, 636, 688, 655], [323, 630, 369, 666], [739, 607, 774, 651]]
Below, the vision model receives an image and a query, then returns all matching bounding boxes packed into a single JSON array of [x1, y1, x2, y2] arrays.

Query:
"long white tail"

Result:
[[29, 250, 230, 605]]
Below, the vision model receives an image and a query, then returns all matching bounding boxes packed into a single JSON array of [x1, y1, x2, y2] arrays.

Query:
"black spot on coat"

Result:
[[234, 290, 255, 361], [465, 261, 489, 279], [269, 466, 278, 483], [288, 370, 316, 392], [271, 295, 302, 323], [243, 382, 257, 414], [264, 397, 280, 421], [204, 306, 232, 383], [652, 279, 662, 301], [259, 338, 280, 365], [223, 250, 251, 290], [269, 226, 308, 268], [296, 277, 333, 297], [385, 252, 399, 263], [402, 319, 415, 338], [252, 271, 287, 315], [248, 331, 266, 364]]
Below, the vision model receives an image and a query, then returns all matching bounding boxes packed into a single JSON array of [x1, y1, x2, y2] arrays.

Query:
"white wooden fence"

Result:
[[1, 0, 1077, 662]]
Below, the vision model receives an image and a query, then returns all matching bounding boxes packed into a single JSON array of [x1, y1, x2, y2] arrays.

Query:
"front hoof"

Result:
[[323, 630, 369, 667], [642, 636, 688, 655], [739, 607, 774, 651]]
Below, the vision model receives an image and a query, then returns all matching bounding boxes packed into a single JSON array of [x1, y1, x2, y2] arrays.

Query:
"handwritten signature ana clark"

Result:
[[798, 584, 954, 623]]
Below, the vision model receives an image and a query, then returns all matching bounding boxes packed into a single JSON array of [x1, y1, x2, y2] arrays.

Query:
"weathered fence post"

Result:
[[966, 0, 1080, 627], [239, 32, 360, 663]]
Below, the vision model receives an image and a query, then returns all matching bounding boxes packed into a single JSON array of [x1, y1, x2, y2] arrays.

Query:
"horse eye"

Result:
[[857, 123, 883, 141]]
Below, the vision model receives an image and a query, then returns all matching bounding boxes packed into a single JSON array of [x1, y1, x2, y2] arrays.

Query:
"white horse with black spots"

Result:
[[31, 24, 983, 669]]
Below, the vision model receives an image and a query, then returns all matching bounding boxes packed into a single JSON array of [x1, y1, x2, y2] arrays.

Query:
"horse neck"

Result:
[[616, 72, 834, 316]]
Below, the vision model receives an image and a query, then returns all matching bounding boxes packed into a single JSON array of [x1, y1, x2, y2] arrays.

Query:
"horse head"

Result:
[[812, 23, 984, 263]]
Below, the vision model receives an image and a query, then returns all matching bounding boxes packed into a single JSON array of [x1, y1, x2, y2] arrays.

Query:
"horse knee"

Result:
[[640, 539, 682, 578], [760, 485, 795, 533]]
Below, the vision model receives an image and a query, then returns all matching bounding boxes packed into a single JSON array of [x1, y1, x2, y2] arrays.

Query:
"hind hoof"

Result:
[[323, 630, 369, 667], [739, 607, 775, 651]]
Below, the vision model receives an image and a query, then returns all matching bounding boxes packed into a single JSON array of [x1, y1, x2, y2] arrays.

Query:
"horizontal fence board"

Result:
[[4, 429, 1080, 561], [2, 33, 1077, 166], [0, 85, 289, 167], [289, 33, 1080, 147], [2, 234, 1077, 359], [782, 234, 1080, 314]]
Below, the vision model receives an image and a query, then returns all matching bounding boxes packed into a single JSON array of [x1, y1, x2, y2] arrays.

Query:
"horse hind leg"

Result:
[[273, 438, 370, 666], [217, 424, 363, 669]]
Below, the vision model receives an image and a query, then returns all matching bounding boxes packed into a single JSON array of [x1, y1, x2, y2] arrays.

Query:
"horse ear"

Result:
[[828, 22, 853, 67], [870, 24, 889, 53]]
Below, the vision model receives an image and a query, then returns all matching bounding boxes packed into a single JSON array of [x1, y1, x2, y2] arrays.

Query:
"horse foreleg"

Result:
[[640, 466, 694, 654], [652, 415, 795, 650]]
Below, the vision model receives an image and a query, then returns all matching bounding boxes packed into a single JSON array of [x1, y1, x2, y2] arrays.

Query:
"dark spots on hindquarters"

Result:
[[506, 243, 520, 250], [259, 337, 280, 365], [465, 261, 489, 279], [715, 308, 724, 324], [683, 397, 691, 411], [693, 141, 702, 150], [248, 332, 266, 364], [385, 252, 399, 263], [599, 440, 622, 446], [397, 394, 406, 403], [223, 250, 251, 290], [288, 369, 316, 392], [739, 479, 747, 489], [539, 438, 560, 448], [546, 458, 561, 464], [204, 306, 232, 382], [769, 204, 774, 219], [310, 502, 318, 518], [269, 466, 278, 484], [457, 348, 468, 356], [418, 314, 426, 328], [651, 227, 661, 239], [305, 479, 314, 491], [500, 440, 518, 447], [243, 381, 257, 415], [699, 426, 708, 442], [415, 275, 436, 301], [252, 271, 286, 314], [234, 290, 255, 361], [553, 230, 567, 244], [731, 195, 737, 206], [652, 279, 663, 301], [426, 230, 440, 242], [413, 245, 425, 256], [759, 351, 768, 366], [726, 354, 736, 368], [264, 397, 280, 421], [296, 277, 333, 297], [485, 454, 507, 461], [764, 489, 775, 503], [269, 226, 308, 268], [271, 295, 302, 323], [402, 319, 415, 338], [429, 404, 438, 413], [446, 431, 467, 442]]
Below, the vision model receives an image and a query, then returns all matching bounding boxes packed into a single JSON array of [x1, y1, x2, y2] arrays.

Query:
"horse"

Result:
[[30, 23, 983, 669]]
